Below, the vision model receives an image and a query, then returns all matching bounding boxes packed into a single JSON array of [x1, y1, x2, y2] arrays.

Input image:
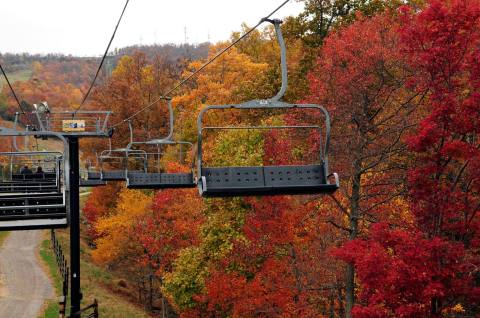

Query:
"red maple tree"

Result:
[[334, 0, 480, 316]]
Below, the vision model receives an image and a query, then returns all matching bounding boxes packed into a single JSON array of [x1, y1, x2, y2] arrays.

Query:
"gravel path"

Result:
[[0, 231, 55, 318]]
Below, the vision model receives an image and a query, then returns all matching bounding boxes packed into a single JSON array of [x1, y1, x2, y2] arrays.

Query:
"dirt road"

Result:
[[0, 231, 55, 318]]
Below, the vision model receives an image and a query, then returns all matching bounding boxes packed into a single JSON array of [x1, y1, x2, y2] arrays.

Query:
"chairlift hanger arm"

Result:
[[264, 19, 287, 102], [164, 97, 174, 141], [12, 113, 20, 152], [125, 97, 174, 150], [127, 120, 134, 148]]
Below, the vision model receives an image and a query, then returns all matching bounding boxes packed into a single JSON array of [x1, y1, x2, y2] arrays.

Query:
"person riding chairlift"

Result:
[[20, 165, 33, 174]]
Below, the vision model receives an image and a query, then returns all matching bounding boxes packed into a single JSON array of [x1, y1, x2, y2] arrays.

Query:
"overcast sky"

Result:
[[0, 0, 304, 56]]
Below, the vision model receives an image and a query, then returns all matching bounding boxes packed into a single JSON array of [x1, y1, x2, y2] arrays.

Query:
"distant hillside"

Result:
[[0, 43, 209, 78], [115, 43, 210, 63], [0, 69, 32, 88], [0, 53, 96, 74], [0, 43, 210, 121]]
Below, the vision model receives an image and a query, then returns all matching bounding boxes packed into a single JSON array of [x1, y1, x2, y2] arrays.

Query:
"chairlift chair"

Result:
[[126, 140, 196, 189], [4, 152, 62, 193], [99, 130, 148, 181], [79, 157, 106, 187], [0, 127, 70, 230], [196, 19, 339, 197], [1, 113, 62, 194], [125, 99, 196, 189]]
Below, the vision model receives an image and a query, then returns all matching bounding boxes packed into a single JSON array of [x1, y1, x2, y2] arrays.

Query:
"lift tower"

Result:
[[33, 108, 112, 314]]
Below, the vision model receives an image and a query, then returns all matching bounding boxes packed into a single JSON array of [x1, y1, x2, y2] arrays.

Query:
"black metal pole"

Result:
[[68, 136, 82, 314]]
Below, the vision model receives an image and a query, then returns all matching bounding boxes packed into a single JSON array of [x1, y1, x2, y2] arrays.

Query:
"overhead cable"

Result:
[[110, 0, 291, 128], [0, 62, 25, 113], [73, 0, 131, 115]]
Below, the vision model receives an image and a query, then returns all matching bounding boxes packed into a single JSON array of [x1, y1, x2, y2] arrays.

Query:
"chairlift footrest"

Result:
[[101, 170, 126, 181], [127, 172, 195, 189], [80, 179, 107, 187], [87, 172, 102, 180], [0, 218, 68, 231], [200, 164, 338, 197], [0, 192, 67, 230]]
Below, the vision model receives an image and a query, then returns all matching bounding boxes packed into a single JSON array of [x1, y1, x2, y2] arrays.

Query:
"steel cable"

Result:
[[110, 0, 291, 128]]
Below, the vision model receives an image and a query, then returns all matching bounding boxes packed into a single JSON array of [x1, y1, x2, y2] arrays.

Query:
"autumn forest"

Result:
[[1, 0, 480, 317]]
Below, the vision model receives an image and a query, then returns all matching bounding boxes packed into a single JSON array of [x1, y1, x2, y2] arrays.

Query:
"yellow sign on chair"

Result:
[[62, 120, 86, 132]]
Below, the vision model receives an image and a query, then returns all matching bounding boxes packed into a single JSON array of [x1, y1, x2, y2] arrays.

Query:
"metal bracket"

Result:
[[264, 19, 287, 102], [125, 97, 174, 150]]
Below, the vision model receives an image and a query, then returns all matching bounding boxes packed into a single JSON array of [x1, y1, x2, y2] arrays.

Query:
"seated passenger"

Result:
[[36, 166, 44, 174], [20, 165, 33, 174]]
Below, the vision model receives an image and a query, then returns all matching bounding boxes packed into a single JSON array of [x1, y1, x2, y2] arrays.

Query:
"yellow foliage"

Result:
[[452, 303, 465, 313], [173, 45, 269, 141], [92, 189, 152, 265]]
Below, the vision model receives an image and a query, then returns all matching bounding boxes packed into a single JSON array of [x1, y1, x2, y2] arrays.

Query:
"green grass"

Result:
[[0, 69, 32, 87], [37, 192, 150, 318], [47, 230, 150, 318], [41, 302, 61, 318], [0, 231, 9, 246], [38, 236, 62, 318]]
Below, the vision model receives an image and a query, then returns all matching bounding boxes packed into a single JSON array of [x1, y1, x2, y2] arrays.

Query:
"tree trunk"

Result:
[[337, 285, 345, 318], [149, 275, 154, 311], [329, 291, 335, 318], [346, 165, 361, 318], [345, 263, 355, 318]]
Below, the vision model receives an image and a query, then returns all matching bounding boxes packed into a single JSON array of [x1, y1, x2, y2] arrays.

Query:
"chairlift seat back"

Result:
[[0, 181, 59, 193], [12, 173, 57, 181]]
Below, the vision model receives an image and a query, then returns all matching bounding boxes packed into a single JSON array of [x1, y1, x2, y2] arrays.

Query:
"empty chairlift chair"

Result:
[[0, 127, 69, 230], [99, 148, 147, 181], [126, 141, 196, 189], [196, 19, 339, 197], [99, 131, 148, 181], [79, 158, 106, 187], [125, 99, 196, 189]]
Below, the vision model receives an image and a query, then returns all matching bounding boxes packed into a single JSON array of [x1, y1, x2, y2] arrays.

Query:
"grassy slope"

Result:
[[0, 69, 32, 88], [38, 235, 62, 318], [38, 197, 150, 318], [0, 231, 9, 246]]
